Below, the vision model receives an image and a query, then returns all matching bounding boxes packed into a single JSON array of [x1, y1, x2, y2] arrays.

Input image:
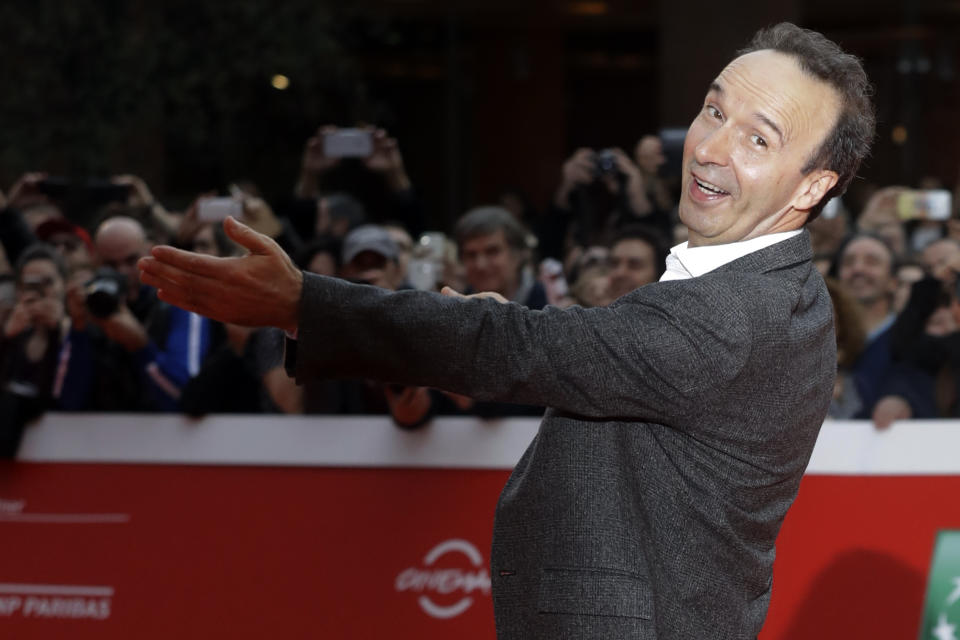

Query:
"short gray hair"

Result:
[[453, 206, 529, 253]]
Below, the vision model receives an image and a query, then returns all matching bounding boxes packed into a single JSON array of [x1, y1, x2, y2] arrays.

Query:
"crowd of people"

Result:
[[0, 122, 957, 454]]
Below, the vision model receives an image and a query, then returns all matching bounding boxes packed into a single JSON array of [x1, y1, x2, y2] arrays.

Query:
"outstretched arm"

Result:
[[139, 218, 749, 422]]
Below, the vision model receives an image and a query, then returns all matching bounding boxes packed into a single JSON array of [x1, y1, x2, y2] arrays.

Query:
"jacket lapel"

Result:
[[711, 229, 814, 276]]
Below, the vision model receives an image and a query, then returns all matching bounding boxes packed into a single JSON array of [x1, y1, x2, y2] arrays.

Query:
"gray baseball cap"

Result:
[[342, 225, 398, 264]]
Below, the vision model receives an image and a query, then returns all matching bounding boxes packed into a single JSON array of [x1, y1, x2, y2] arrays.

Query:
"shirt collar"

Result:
[[659, 229, 803, 282], [866, 313, 896, 343]]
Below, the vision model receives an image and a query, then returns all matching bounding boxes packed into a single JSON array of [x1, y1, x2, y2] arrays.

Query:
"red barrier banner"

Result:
[[1, 415, 959, 639], [0, 463, 506, 638]]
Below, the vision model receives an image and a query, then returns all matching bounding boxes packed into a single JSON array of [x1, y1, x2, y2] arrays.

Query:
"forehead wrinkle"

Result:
[[715, 62, 807, 145]]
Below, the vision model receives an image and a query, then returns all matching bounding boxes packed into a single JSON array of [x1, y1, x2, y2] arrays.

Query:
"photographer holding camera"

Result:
[[549, 146, 652, 249], [291, 125, 425, 239], [540, 140, 676, 260], [82, 216, 215, 411], [0, 244, 94, 455]]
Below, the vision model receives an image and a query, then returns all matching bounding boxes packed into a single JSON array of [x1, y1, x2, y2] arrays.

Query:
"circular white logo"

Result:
[[395, 539, 491, 619]]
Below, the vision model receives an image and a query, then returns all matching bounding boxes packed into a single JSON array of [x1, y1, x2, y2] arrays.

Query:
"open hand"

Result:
[[138, 217, 303, 333]]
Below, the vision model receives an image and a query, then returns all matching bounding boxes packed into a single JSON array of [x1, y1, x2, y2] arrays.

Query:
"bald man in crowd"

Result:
[[83, 216, 215, 410]]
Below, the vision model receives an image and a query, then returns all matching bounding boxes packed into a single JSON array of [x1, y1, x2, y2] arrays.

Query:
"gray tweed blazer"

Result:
[[290, 229, 835, 639]]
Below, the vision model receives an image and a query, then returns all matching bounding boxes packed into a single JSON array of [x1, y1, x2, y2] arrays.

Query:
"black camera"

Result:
[[84, 268, 128, 318], [593, 149, 620, 178], [38, 177, 131, 204]]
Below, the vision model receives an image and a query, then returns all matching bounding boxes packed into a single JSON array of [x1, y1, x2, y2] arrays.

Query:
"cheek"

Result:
[[504, 252, 523, 277], [464, 259, 485, 278]]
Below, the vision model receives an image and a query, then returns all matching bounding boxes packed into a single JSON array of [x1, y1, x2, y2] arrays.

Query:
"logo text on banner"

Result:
[[395, 539, 491, 619], [0, 584, 113, 621]]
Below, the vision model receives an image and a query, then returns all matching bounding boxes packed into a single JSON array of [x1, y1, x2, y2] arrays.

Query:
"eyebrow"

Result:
[[707, 81, 784, 145], [755, 113, 784, 145]]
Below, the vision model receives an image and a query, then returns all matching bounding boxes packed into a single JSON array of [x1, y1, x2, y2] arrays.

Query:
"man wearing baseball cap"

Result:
[[339, 224, 401, 291], [35, 218, 95, 273]]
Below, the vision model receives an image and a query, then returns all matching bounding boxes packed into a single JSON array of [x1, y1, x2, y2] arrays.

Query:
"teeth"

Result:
[[695, 178, 728, 195]]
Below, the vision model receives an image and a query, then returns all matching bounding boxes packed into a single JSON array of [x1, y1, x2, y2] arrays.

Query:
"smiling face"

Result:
[[838, 235, 897, 307], [461, 230, 522, 297], [18, 258, 64, 302], [679, 50, 842, 247]]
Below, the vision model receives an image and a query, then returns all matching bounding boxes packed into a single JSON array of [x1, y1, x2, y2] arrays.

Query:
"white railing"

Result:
[[14, 413, 960, 475]]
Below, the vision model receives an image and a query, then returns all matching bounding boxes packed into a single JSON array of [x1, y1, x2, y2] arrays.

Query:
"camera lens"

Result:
[[84, 268, 128, 318], [594, 149, 619, 177]]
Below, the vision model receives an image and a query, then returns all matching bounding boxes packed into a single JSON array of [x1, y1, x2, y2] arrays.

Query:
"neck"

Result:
[[861, 298, 893, 334]]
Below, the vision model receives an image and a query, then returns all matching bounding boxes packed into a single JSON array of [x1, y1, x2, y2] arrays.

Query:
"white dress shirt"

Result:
[[659, 230, 803, 282]]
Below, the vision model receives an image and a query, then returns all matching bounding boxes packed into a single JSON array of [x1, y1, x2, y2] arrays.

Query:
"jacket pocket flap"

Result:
[[537, 567, 653, 619]]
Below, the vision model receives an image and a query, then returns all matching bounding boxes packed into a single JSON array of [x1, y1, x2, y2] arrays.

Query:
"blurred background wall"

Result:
[[0, 0, 957, 229]]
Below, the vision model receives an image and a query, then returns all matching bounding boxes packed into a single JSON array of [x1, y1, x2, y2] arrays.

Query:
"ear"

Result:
[[792, 169, 840, 213]]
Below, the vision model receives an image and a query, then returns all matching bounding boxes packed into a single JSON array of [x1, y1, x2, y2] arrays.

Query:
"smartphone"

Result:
[[85, 179, 132, 204], [323, 128, 374, 158], [897, 189, 952, 221], [197, 197, 243, 222], [37, 177, 131, 204]]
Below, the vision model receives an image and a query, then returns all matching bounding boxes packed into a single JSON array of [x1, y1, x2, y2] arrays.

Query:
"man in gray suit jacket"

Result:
[[140, 23, 875, 639]]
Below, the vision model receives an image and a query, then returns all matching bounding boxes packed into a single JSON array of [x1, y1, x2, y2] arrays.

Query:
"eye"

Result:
[[705, 105, 722, 120], [750, 134, 767, 148]]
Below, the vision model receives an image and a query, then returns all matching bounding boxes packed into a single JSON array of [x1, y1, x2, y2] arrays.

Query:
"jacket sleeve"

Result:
[[291, 273, 752, 423]]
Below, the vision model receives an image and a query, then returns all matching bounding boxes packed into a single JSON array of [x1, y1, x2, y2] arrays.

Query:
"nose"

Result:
[[694, 124, 732, 167], [843, 257, 868, 279], [609, 261, 626, 282]]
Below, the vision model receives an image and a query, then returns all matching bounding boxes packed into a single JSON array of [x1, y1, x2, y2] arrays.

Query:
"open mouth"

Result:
[[693, 176, 730, 197]]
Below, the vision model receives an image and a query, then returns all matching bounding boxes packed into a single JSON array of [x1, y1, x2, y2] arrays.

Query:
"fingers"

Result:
[[142, 247, 230, 280], [440, 287, 508, 304], [871, 396, 911, 430], [398, 386, 424, 404], [440, 286, 464, 298], [139, 269, 223, 321], [610, 148, 639, 171], [473, 291, 509, 303], [139, 254, 266, 325], [223, 216, 278, 255], [138, 259, 234, 312], [572, 148, 594, 161], [139, 254, 208, 289]]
